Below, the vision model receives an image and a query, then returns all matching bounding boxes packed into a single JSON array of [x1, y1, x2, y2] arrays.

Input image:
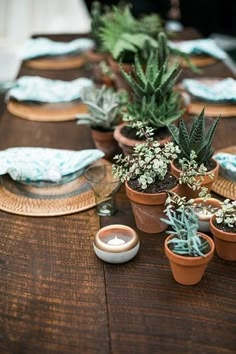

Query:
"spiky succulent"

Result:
[[161, 207, 211, 257], [76, 86, 127, 130], [168, 109, 220, 165]]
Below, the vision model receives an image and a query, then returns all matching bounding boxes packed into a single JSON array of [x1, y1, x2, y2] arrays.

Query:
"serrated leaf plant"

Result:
[[161, 207, 211, 257], [113, 126, 180, 190], [168, 108, 220, 166], [76, 86, 127, 131]]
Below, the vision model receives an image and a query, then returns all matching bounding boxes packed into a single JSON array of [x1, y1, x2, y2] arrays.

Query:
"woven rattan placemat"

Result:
[[0, 174, 96, 216], [23, 54, 85, 70], [212, 145, 236, 200], [7, 99, 88, 122]]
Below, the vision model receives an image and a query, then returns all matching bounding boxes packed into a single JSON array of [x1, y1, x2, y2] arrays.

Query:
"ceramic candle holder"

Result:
[[93, 224, 140, 263], [192, 197, 221, 232]]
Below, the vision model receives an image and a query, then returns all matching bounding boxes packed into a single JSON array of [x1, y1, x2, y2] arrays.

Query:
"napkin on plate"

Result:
[[182, 78, 236, 103], [7, 76, 94, 103], [214, 152, 236, 182], [169, 38, 227, 60], [0, 147, 104, 182], [22, 37, 94, 60]]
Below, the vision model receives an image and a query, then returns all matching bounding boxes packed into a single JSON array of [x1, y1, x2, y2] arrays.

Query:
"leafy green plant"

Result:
[[215, 199, 236, 228], [76, 86, 127, 130], [121, 32, 183, 131], [168, 108, 220, 165], [161, 207, 211, 256], [113, 127, 180, 190], [90, 1, 105, 51]]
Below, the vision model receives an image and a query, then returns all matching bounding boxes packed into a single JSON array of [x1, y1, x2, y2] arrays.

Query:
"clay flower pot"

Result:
[[170, 159, 219, 199], [85, 49, 107, 63], [114, 123, 172, 156], [125, 181, 179, 234], [107, 56, 132, 91], [210, 217, 236, 261], [192, 197, 221, 232], [164, 233, 215, 285], [91, 128, 121, 160]]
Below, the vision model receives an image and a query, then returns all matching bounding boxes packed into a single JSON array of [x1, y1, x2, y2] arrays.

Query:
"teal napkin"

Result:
[[169, 38, 227, 60], [214, 152, 236, 182], [7, 76, 94, 103], [22, 37, 94, 60], [183, 78, 236, 103], [0, 147, 104, 182]]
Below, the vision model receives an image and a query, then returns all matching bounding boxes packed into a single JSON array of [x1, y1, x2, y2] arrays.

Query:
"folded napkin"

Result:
[[22, 37, 94, 60], [7, 76, 94, 103], [0, 147, 104, 182], [182, 78, 236, 103], [169, 38, 227, 60], [214, 152, 236, 182]]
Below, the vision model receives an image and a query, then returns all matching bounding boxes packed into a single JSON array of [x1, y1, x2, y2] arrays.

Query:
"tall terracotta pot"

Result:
[[125, 181, 179, 234], [114, 123, 172, 156], [165, 233, 215, 285], [210, 217, 236, 261], [91, 128, 121, 160], [170, 159, 219, 199]]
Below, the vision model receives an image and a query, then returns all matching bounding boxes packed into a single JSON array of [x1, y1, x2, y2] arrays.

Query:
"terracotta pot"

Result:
[[85, 49, 107, 63], [107, 56, 132, 91], [91, 128, 121, 160], [114, 123, 172, 156], [165, 233, 215, 285], [210, 216, 236, 261], [170, 159, 219, 199], [193, 197, 221, 232], [125, 181, 179, 234]]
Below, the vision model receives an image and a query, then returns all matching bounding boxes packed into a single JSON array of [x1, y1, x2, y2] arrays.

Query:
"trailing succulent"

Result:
[[113, 127, 180, 190], [168, 108, 220, 165], [215, 199, 236, 228], [161, 207, 211, 257], [76, 86, 127, 130], [121, 32, 183, 131]]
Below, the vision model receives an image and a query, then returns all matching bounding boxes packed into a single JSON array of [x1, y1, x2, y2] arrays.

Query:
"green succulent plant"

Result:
[[161, 207, 211, 257], [90, 1, 104, 50], [76, 86, 127, 131], [168, 108, 220, 165], [215, 199, 236, 228]]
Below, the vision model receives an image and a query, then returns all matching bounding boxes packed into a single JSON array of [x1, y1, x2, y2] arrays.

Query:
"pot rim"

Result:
[[210, 216, 236, 241]]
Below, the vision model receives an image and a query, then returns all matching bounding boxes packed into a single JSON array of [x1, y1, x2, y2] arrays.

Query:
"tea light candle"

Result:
[[93, 224, 140, 263]]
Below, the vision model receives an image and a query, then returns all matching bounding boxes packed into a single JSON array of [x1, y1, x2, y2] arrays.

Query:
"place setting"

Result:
[[22, 36, 94, 70], [0, 147, 106, 216], [6, 75, 93, 121], [178, 77, 236, 117]]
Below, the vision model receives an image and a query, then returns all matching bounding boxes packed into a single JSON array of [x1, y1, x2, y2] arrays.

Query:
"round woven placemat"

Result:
[[212, 145, 236, 200], [7, 99, 88, 122], [0, 174, 96, 216], [23, 54, 85, 70]]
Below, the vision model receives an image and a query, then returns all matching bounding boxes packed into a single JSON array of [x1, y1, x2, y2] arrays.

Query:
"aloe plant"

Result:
[[168, 109, 220, 165], [161, 207, 211, 257], [76, 86, 127, 130]]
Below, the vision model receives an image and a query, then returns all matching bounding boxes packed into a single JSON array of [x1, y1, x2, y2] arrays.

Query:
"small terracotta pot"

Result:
[[107, 56, 132, 91], [210, 216, 236, 261], [91, 128, 121, 160], [165, 233, 215, 285], [85, 49, 107, 63], [193, 197, 221, 232], [114, 123, 172, 156], [125, 181, 179, 234], [170, 159, 219, 199]]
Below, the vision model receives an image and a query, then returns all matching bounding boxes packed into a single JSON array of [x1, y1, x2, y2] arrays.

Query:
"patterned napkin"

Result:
[[0, 148, 104, 182], [7, 76, 94, 103], [22, 37, 94, 60], [214, 152, 236, 182], [182, 78, 236, 103], [169, 38, 227, 60]]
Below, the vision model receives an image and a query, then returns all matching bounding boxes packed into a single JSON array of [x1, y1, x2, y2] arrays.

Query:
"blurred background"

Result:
[[1, 0, 236, 84]]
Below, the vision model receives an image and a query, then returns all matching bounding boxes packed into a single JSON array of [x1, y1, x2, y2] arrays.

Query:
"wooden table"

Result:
[[0, 30, 235, 354]]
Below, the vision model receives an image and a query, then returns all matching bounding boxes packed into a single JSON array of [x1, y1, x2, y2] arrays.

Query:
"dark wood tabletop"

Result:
[[0, 29, 235, 354]]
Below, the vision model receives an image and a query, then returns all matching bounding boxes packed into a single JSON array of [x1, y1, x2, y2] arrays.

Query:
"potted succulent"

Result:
[[210, 199, 236, 261], [76, 86, 127, 160], [168, 108, 220, 198], [114, 32, 183, 155], [162, 207, 215, 285], [113, 126, 180, 233]]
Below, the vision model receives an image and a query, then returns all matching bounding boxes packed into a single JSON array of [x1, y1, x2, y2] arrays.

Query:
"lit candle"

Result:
[[93, 224, 140, 263]]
